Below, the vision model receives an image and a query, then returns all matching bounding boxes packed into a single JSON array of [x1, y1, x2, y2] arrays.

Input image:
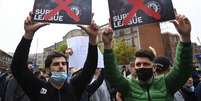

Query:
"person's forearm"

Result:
[[10, 36, 36, 92], [11, 37, 32, 75], [165, 42, 192, 93], [87, 74, 104, 96], [89, 37, 97, 46], [81, 43, 98, 80], [180, 34, 191, 43], [23, 33, 34, 40], [71, 43, 98, 98], [104, 43, 112, 49], [104, 49, 130, 95]]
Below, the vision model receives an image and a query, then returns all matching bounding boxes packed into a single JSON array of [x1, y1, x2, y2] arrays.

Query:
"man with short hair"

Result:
[[102, 14, 192, 101], [10, 12, 99, 101], [174, 77, 197, 101]]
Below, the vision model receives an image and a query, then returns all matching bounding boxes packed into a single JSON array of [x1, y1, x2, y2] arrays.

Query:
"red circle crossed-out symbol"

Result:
[[44, 0, 80, 22], [123, 0, 161, 25]]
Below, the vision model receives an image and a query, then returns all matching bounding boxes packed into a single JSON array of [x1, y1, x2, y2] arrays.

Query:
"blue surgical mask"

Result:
[[50, 72, 67, 89]]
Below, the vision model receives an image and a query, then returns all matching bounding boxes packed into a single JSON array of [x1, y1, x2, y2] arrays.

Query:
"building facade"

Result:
[[138, 23, 165, 56], [0, 49, 12, 70], [43, 41, 64, 67], [193, 43, 201, 69], [29, 53, 44, 69], [42, 22, 195, 67], [161, 32, 179, 62]]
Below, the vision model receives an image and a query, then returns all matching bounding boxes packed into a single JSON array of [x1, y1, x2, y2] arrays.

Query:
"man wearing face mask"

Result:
[[174, 77, 197, 101], [102, 13, 192, 101], [10, 12, 98, 101]]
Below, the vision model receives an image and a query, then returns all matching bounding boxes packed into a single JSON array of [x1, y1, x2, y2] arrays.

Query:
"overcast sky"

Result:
[[0, 0, 200, 54]]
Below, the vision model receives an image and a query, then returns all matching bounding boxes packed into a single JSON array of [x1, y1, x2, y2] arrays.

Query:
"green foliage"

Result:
[[56, 42, 67, 53], [114, 39, 135, 65]]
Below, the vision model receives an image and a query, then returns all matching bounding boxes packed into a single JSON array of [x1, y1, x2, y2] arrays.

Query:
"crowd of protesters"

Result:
[[0, 12, 201, 101], [0, 62, 47, 101]]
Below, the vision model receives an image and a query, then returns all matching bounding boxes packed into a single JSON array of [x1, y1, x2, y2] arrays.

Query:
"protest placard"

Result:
[[108, 0, 175, 29], [32, 0, 92, 25], [67, 36, 104, 69]]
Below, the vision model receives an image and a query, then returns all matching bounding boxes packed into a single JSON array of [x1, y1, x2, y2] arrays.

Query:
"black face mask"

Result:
[[136, 68, 153, 82]]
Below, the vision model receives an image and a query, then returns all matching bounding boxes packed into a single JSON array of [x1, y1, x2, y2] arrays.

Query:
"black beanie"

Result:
[[153, 56, 171, 69]]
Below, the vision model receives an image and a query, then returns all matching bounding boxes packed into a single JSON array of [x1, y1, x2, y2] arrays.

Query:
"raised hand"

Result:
[[24, 12, 49, 39], [171, 14, 191, 42], [102, 27, 113, 49], [77, 13, 99, 45], [77, 21, 99, 45]]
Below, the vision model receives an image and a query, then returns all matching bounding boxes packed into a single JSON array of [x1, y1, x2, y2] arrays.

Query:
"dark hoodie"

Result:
[[11, 37, 98, 101]]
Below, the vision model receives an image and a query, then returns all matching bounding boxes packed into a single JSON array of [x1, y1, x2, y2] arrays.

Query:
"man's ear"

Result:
[[151, 63, 155, 71]]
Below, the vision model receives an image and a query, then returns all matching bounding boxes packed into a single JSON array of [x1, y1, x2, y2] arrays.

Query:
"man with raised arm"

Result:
[[102, 14, 192, 101]]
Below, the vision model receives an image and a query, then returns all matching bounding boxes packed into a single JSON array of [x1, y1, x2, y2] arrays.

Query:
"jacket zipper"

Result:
[[147, 87, 151, 101], [58, 91, 61, 101]]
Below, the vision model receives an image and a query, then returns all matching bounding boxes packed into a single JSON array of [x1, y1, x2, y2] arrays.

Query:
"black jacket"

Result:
[[5, 77, 30, 101], [80, 70, 104, 101], [180, 87, 197, 101], [11, 37, 98, 101]]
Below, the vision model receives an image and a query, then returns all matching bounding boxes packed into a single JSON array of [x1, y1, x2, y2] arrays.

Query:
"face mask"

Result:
[[183, 85, 194, 92], [136, 68, 153, 82], [50, 72, 67, 89]]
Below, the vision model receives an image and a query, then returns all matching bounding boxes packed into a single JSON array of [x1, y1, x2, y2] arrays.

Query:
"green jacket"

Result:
[[104, 42, 192, 101]]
